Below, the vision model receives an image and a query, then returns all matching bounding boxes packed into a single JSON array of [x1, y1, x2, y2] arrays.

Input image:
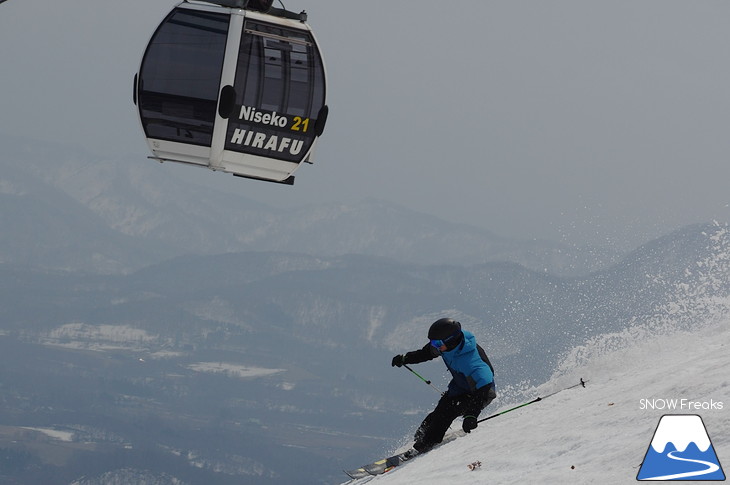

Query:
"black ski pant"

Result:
[[413, 388, 494, 452]]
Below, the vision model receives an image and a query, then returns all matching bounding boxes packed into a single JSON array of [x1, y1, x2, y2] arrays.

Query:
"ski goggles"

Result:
[[430, 331, 460, 350]]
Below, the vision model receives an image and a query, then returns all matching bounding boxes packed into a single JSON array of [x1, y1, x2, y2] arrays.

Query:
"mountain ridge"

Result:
[[1, 133, 621, 275]]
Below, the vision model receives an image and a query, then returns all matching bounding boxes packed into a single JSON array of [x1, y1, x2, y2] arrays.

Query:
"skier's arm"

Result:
[[391, 343, 438, 367], [463, 384, 497, 417], [405, 343, 439, 363], [461, 384, 497, 433]]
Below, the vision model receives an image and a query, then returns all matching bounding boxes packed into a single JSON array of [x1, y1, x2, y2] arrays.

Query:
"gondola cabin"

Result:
[[133, 0, 328, 185]]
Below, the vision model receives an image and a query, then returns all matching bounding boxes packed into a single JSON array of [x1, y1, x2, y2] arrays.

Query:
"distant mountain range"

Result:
[[1, 134, 620, 276]]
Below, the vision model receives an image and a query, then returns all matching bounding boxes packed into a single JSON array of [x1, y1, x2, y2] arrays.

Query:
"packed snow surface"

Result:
[[345, 306, 729, 484]]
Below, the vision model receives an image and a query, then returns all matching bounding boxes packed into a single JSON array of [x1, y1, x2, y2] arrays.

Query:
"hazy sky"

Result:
[[2, 1, 729, 250]]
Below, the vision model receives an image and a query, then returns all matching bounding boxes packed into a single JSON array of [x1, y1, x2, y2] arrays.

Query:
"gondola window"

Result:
[[225, 21, 325, 162], [138, 10, 229, 146]]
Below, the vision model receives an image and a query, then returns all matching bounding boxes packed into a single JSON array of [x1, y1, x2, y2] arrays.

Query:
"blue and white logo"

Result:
[[637, 414, 725, 481]]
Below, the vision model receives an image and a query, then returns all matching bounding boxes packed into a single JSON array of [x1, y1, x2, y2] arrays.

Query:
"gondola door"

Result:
[[137, 4, 233, 168], [214, 13, 327, 184]]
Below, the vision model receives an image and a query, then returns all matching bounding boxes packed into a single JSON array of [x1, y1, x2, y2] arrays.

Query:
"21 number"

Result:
[[291, 116, 310, 133]]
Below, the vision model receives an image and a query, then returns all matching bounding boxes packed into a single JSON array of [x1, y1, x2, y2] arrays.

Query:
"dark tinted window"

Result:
[[138, 9, 229, 146], [225, 21, 326, 162]]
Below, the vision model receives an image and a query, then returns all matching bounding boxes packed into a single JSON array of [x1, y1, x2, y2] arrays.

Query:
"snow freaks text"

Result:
[[639, 398, 724, 411]]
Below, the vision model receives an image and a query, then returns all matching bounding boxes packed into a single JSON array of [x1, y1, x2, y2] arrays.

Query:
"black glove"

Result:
[[391, 354, 405, 367], [462, 415, 478, 433]]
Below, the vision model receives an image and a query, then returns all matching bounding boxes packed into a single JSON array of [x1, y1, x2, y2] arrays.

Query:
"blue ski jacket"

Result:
[[404, 330, 494, 397], [441, 330, 494, 396]]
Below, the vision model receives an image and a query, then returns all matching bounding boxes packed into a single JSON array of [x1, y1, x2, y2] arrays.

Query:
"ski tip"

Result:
[[343, 468, 370, 480]]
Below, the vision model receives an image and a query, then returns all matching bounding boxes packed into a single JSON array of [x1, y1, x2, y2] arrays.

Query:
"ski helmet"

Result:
[[428, 318, 463, 350]]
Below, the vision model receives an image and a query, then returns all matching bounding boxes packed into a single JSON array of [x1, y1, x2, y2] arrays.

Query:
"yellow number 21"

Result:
[[291, 116, 310, 133]]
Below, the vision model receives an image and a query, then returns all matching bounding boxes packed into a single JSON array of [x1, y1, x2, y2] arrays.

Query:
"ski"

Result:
[[344, 454, 405, 479], [363, 448, 418, 476], [343, 468, 371, 480], [344, 429, 467, 479], [343, 467, 371, 480]]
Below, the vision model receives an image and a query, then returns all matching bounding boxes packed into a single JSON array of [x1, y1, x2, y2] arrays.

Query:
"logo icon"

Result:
[[637, 414, 725, 481]]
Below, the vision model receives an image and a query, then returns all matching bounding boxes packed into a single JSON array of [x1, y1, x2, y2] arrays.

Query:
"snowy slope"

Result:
[[344, 227, 730, 485], [343, 313, 728, 484]]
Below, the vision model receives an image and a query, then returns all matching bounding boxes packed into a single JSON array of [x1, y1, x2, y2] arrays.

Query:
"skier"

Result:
[[391, 318, 496, 453]]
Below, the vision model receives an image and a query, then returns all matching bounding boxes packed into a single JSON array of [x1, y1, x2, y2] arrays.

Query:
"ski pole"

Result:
[[478, 378, 586, 424], [539, 377, 586, 399], [403, 364, 444, 395], [477, 398, 541, 423]]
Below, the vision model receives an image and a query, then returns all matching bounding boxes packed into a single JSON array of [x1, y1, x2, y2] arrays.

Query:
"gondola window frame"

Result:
[[222, 19, 325, 163], [137, 7, 231, 147]]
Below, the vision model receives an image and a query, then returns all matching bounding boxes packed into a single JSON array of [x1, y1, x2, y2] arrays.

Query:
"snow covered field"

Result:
[[20, 427, 75, 442], [345, 288, 729, 484], [186, 362, 284, 379]]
